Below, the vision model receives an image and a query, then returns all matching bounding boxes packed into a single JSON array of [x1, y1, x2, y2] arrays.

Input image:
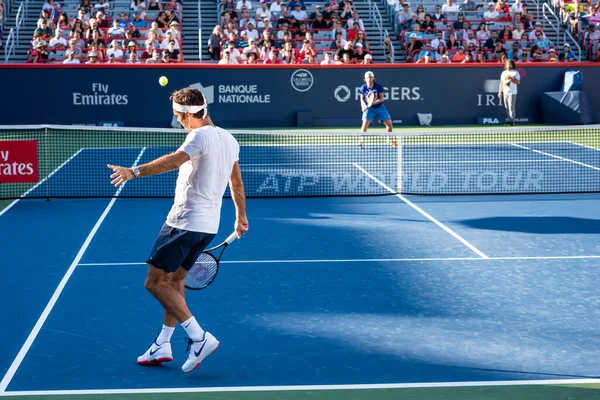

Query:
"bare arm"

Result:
[[229, 161, 249, 237], [108, 150, 190, 186]]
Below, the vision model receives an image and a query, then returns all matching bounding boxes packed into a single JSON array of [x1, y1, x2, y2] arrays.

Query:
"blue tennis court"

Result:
[[1, 130, 600, 398]]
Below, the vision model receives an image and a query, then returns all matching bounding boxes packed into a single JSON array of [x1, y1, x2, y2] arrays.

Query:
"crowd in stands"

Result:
[[26, 0, 183, 63], [210, 0, 375, 64], [556, 0, 600, 59], [395, 0, 597, 62], [210, 0, 599, 64]]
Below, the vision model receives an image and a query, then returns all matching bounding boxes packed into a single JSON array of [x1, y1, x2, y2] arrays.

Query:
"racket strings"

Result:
[[185, 253, 218, 289]]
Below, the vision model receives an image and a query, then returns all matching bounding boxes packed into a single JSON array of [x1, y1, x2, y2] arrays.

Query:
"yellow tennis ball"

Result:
[[159, 76, 168, 86]]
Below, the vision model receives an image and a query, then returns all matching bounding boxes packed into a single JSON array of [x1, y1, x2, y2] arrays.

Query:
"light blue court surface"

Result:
[[1, 191, 600, 395]]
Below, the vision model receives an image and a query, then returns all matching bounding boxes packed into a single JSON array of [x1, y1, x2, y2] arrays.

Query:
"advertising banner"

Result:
[[0, 140, 38, 183]]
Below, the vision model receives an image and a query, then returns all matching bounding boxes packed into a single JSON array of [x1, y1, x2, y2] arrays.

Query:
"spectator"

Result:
[[584, 24, 600, 58], [339, 0, 354, 20], [528, 21, 546, 40], [270, 0, 284, 18], [63, 49, 81, 63], [147, 21, 164, 39], [49, 29, 67, 49], [290, 2, 307, 20], [397, 3, 412, 29], [281, 41, 297, 63], [56, 13, 70, 31], [347, 22, 360, 41], [512, 22, 525, 39], [352, 42, 366, 61], [362, 53, 373, 64], [132, 10, 147, 28], [415, 4, 425, 21], [260, 39, 275, 59], [384, 34, 394, 62], [166, 0, 181, 21], [453, 14, 466, 30], [464, 29, 477, 46], [511, 0, 524, 15], [244, 21, 259, 39], [218, 50, 234, 64], [406, 33, 423, 60], [533, 31, 552, 49], [483, 30, 499, 49], [523, 12, 536, 30], [330, 32, 346, 50], [353, 30, 369, 51], [335, 40, 354, 61], [446, 33, 459, 50], [442, 0, 460, 16], [243, 37, 260, 56], [126, 51, 141, 63], [453, 46, 467, 61], [491, 40, 507, 60], [147, 0, 161, 11], [431, 30, 446, 48], [144, 49, 159, 63], [207, 25, 223, 61], [461, 0, 476, 12], [155, 11, 170, 29], [560, 43, 576, 60], [320, 52, 335, 64], [421, 14, 435, 30], [255, 2, 271, 20], [476, 22, 491, 43], [498, 23, 513, 41], [298, 39, 316, 60], [547, 48, 558, 62], [162, 31, 180, 49], [432, 5, 446, 21], [495, 0, 509, 15], [164, 40, 181, 62], [507, 41, 522, 60], [109, 19, 126, 38], [37, 9, 55, 30], [331, 20, 347, 40], [35, 20, 54, 40], [264, 50, 281, 63], [107, 40, 124, 61], [462, 52, 474, 62], [312, 13, 330, 32], [294, 21, 309, 41], [321, 3, 335, 19], [85, 51, 99, 63], [484, 3, 500, 21], [236, 0, 252, 10]]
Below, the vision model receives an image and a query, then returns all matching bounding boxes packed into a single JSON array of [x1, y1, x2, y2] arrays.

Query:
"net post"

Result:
[[396, 134, 402, 193], [44, 126, 50, 201]]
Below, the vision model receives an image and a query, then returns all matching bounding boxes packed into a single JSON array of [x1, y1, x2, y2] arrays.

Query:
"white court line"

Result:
[[511, 143, 600, 171], [569, 141, 600, 152], [353, 163, 489, 259], [0, 148, 147, 393], [77, 255, 600, 267], [0, 149, 84, 218], [239, 159, 560, 167], [2, 378, 600, 397]]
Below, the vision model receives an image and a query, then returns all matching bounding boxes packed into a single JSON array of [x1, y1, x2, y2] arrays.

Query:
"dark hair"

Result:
[[505, 59, 516, 69], [170, 88, 208, 119]]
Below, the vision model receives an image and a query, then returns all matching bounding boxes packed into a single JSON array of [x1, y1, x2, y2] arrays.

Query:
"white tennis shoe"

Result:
[[182, 332, 220, 373], [137, 341, 173, 365]]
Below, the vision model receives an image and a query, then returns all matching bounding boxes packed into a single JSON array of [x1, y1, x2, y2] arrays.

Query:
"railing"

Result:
[[366, 0, 385, 49], [4, 28, 14, 62], [198, 0, 202, 61], [542, 1, 582, 61]]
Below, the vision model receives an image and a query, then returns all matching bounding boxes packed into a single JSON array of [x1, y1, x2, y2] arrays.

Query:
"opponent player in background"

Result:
[[359, 71, 396, 148], [107, 87, 248, 373]]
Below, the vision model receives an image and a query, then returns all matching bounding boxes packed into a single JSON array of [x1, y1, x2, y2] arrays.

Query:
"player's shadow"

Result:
[[458, 216, 600, 234]]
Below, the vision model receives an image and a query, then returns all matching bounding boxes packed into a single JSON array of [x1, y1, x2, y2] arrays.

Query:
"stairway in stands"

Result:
[[4, 0, 44, 62]]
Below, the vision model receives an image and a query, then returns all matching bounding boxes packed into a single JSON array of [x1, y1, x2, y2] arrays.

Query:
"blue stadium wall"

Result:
[[0, 64, 598, 128]]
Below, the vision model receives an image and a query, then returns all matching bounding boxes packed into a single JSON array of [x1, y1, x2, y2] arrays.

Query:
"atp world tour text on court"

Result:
[[255, 169, 545, 193]]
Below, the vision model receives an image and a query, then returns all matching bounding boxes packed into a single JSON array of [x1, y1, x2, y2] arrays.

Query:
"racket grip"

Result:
[[225, 231, 238, 244]]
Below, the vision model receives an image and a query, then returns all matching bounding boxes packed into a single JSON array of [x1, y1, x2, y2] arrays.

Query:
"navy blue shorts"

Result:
[[146, 223, 216, 273]]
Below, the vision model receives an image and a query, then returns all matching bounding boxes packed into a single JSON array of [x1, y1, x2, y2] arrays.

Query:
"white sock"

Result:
[[156, 324, 175, 345], [181, 316, 205, 342]]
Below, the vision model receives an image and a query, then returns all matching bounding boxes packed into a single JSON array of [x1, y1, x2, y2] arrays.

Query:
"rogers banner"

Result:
[[0, 141, 39, 183]]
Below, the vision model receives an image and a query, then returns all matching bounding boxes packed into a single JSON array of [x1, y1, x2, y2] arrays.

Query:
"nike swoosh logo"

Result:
[[194, 341, 206, 357], [184, 323, 191, 328], [149, 347, 161, 356]]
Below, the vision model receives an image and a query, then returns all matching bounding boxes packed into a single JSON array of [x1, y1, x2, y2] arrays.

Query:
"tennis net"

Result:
[[1, 124, 599, 199]]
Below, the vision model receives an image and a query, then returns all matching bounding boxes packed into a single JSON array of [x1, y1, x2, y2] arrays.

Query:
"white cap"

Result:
[[364, 71, 374, 79]]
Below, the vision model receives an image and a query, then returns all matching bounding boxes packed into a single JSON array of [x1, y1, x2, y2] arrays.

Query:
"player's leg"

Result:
[[379, 106, 397, 147], [360, 109, 374, 147]]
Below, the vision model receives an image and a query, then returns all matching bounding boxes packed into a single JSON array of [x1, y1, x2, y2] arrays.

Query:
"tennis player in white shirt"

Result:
[[108, 87, 248, 373]]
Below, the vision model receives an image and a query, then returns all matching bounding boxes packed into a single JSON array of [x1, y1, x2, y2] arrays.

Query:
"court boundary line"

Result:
[[353, 163, 489, 259], [511, 143, 600, 171], [2, 378, 600, 396], [0, 149, 84, 218], [569, 141, 600, 152], [77, 255, 600, 267], [0, 148, 147, 393]]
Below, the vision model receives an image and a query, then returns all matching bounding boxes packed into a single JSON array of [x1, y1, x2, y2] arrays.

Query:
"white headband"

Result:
[[172, 92, 208, 117], [172, 101, 205, 114]]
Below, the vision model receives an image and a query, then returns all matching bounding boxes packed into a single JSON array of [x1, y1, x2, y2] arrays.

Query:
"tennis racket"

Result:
[[365, 92, 376, 108], [184, 231, 239, 291]]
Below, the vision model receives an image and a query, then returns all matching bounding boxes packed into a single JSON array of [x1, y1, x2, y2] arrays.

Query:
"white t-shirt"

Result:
[[166, 126, 240, 234], [501, 70, 520, 94]]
